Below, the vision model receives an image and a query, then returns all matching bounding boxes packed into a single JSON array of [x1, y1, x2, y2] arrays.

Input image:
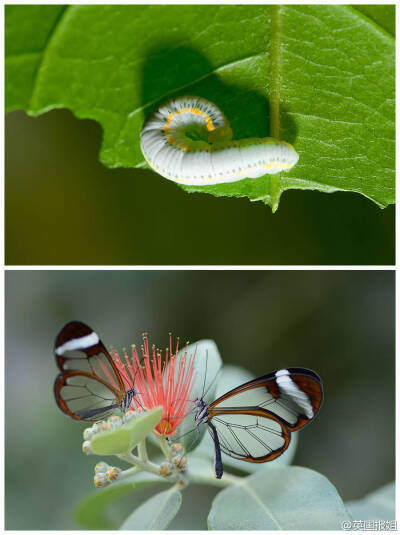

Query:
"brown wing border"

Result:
[[208, 407, 291, 463]]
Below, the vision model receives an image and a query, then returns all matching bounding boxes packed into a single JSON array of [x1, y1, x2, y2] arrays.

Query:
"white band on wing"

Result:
[[276, 369, 314, 419], [55, 332, 99, 356]]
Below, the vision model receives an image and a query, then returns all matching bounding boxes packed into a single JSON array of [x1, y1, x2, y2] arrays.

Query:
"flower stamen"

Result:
[[111, 334, 196, 436]]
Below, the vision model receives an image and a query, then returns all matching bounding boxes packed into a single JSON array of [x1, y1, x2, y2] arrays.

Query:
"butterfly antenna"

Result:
[[133, 395, 144, 410], [201, 349, 209, 399], [185, 424, 202, 452], [172, 422, 200, 442], [202, 364, 222, 400]]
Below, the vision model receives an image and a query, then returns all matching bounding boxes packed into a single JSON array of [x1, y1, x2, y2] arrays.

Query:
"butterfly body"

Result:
[[121, 388, 137, 411], [194, 397, 209, 424]]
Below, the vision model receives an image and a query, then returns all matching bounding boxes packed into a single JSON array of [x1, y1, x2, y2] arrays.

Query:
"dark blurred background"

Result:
[[5, 110, 394, 265], [5, 270, 394, 529]]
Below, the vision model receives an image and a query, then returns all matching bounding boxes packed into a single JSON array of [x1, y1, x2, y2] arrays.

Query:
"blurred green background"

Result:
[[5, 270, 394, 529], [5, 110, 394, 265]]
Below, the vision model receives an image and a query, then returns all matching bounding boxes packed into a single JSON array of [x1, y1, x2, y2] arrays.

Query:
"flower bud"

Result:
[[94, 473, 108, 487], [83, 427, 94, 441], [109, 415, 122, 428], [102, 421, 112, 432], [124, 409, 136, 422], [159, 461, 173, 477], [106, 467, 121, 482], [82, 440, 93, 455], [171, 443, 183, 453], [94, 462, 109, 474], [92, 421, 105, 434], [172, 455, 186, 470]]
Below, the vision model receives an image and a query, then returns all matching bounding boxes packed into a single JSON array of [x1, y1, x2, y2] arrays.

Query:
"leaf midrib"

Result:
[[236, 480, 282, 529]]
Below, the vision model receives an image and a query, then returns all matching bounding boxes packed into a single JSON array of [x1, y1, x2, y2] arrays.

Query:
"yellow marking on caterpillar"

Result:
[[279, 140, 294, 149], [205, 117, 215, 131], [261, 163, 292, 169], [165, 107, 215, 132], [167, 135, 176, 145]]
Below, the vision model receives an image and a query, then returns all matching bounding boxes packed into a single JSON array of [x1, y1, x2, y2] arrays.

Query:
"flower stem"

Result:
[[138, 439, 149, 462], [157, 435, 173, 461], [118, 452, 161, 476], [119, 465, 142, 480]]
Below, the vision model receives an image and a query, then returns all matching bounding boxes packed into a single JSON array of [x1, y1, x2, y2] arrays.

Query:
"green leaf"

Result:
[[5, 5, 67, 110], [76, 473, 161, 529], [5, 5, 394, 210], [354, 5, 395, 36], [208, 466, 351, 529], [91, 407, 162, 455], [120, 487, 182, 530], [346, 481, 395, 521], [172, 340, 222, 453]]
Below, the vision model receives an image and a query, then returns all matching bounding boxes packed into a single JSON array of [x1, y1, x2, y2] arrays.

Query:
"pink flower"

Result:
[[111, 334, 196, 436]]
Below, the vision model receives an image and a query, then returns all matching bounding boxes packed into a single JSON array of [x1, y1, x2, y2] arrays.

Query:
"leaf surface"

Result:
[[90, 407, 162, 455], [5, 5, 394, 209], [208, 466, 351, 529], [120, 487, 182, 530], [346, 481, 395, 521], [75, 473, 161, 529]]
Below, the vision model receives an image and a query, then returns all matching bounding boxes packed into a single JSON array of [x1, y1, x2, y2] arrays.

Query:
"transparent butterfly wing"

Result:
[[209, 409, 291, 462], [54, 371, 122, 421], [210, 368, 323, 432], [206, 368, 323, 462], [54, 321, 127, 421]]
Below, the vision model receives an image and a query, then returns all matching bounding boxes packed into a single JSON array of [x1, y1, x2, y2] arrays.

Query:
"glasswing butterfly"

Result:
[[54, 321, 137, 421], [193, 367, 323, 478]]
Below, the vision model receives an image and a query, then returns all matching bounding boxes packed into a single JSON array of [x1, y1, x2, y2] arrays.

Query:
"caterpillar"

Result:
[[140, 96, 299, 186]]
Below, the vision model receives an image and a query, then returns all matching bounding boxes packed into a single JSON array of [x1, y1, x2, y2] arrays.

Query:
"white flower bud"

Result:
[[94, 462, 109, 474], [94, 473, 108, 487], [109, 415, 122, 428], [82, 441, 93, 455], [172, 455, 186, 470], [83, 427, 94, 441], [159, 462, 173, 477], [171, 442, 183, 453], [106, 467, 121, 482], [92, 421, 104, 434], [124, 409, 136, 422]]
